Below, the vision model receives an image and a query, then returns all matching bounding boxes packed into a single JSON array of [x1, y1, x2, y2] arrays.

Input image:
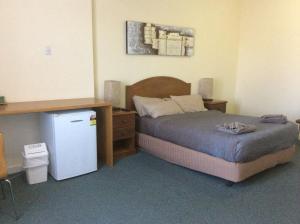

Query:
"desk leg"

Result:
[[96, 105, 113, 167], [0, 133, 8, 177]]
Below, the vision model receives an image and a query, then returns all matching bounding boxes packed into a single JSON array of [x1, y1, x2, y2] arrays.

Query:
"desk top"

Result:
[[0, 98, 111, 115]]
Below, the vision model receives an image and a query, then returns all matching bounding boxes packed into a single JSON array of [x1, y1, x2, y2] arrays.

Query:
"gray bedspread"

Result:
[[136, 111, 299, 163]]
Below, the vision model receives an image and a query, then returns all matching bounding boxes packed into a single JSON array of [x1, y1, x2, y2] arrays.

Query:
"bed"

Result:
[[126, 76, 298, 183]]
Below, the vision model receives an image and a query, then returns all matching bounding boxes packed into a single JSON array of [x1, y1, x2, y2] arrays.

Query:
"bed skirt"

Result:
[[137, 133, 296, 182]]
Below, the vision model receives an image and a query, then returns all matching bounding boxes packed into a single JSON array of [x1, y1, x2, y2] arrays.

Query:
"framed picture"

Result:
[[126, 21, 194, 57]]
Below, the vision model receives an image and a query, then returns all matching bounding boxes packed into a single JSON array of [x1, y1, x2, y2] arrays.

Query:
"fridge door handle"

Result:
[[70, 119, 84, 123]]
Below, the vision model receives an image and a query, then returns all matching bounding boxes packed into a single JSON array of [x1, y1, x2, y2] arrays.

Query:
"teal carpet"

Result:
[[1, 144, 300, 224]]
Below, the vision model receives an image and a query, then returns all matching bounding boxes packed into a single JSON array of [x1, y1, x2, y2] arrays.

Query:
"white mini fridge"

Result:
[[40, 110, 97, 180]]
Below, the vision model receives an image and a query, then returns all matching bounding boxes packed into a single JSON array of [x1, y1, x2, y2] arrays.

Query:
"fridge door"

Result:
[[53, 110, 97, 180]]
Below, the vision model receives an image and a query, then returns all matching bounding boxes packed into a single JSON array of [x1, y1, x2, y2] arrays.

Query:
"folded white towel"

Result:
[[260, 114, 287, 124], [216, 122, 256, 135]]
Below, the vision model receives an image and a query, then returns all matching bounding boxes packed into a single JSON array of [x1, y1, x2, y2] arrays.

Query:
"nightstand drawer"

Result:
[[113, 127, 135, 141], [207, 103, 226, 113], [113, 115, 135, 128], [204, 100, 227, 113], [112, 110, 136, 164]]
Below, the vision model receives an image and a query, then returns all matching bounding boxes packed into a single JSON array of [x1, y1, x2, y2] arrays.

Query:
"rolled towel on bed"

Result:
[[260, 114, 287, 124], [216, 122, 256, 135]]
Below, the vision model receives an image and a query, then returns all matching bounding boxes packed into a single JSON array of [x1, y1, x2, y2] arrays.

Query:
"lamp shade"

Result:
[[199, 78, 213, 100], [104, 80, 121, 107]]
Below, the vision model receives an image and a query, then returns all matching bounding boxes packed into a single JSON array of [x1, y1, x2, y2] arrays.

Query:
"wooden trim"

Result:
[[126, 76, 191, 111]]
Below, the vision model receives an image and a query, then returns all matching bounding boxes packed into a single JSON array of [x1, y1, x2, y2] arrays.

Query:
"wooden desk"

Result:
[[0, 98, 113, 167]]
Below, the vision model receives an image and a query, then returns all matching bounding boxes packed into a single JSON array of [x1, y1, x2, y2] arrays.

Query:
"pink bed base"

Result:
[[137, 133, 296, 182]]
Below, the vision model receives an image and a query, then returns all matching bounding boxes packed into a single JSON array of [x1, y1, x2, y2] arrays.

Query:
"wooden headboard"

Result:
[[126, 76, 191, 111]]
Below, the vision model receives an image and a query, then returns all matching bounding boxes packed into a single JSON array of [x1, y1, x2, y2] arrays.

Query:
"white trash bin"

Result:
[[23, 143, 49, 184]]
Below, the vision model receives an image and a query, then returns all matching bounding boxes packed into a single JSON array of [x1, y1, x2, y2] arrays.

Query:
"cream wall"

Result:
[[0, 0, 94, 102], [93, 0, 241, 113], [236, 0, 300, 121], [0, 0, 94, 172]]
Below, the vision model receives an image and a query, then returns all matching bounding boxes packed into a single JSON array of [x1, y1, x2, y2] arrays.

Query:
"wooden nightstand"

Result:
[[204, 100, 227, 113], [296, 119, 300, 131], [113, 110, 136, 163]]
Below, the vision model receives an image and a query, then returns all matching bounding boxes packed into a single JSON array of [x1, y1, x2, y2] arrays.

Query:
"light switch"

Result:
[[44, 46, 52, 56]]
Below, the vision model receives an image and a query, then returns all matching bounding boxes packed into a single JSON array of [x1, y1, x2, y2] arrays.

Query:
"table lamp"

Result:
[[104, 80, 121, 109], [199, 78, 213, 101]]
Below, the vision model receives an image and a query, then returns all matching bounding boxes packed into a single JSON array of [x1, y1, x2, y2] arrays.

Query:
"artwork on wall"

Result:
[[126, 21, 195, 57]]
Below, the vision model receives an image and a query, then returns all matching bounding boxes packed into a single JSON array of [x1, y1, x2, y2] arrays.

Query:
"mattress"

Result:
[[136, 111, 298, 163]]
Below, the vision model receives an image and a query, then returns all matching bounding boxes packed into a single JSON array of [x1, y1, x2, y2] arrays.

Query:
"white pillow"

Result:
[[143, 100, 184, 118], [170, 95, 207, 112], [133, 96, 164, 116]]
